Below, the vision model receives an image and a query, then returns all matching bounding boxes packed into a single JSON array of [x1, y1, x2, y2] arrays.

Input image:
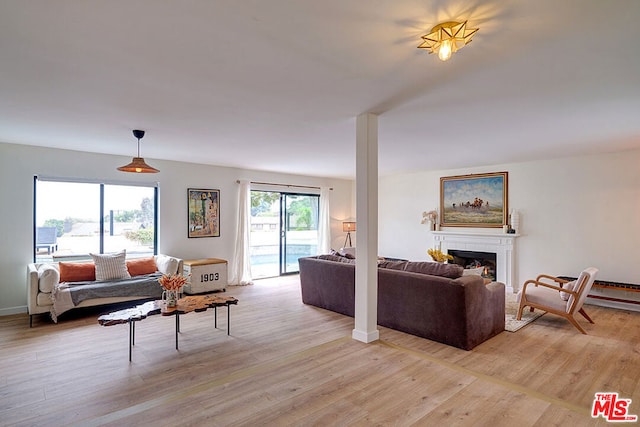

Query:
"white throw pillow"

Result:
[[38, 264, 60, 293], [339, 247, 356, 258], [156, 255, 179, 275], [91, 250, 131, 281], [462, 266, 484, 276], [560, 280, 576, 301]]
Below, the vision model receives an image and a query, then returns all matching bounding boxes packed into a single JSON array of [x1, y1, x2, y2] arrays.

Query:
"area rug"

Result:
[[505, 291, 544, 332]]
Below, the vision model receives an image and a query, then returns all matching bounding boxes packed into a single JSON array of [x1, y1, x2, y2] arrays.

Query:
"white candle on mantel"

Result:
[[510, 209, 520, 233]]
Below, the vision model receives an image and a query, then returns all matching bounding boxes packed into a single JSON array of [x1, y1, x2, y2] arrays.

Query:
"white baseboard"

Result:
[[586, 297, 640, 313], [587, 287, 640, 312], [0, 305, 27, 317], [352, 328, 380, 343]]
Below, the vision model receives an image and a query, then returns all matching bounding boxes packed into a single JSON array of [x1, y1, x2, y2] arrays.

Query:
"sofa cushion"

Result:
[[38, 264, 60, 293], [378, 260, 463, 279], [59, 262, 96, 283], [338, 247, 356, 258], [91, 250, 131, 281], [37, 291, 53, 307], [127, 257, 158, 277], [462, 266, 484, 276]]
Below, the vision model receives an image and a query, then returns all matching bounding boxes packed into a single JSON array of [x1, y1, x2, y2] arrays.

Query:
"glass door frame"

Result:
[[279, 192, 320, 275], [249, 189, 319, 278]]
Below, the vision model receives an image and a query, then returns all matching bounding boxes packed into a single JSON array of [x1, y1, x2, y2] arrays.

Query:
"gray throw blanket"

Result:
[[51, 273, 164, 322]]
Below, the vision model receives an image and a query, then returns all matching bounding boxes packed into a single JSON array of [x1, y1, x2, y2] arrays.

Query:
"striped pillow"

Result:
[[91, 250, 131, 281]]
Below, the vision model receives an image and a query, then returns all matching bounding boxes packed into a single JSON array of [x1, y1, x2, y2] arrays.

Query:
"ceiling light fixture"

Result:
[[418, 21, 478, 61], [117, 129, 159, 173]]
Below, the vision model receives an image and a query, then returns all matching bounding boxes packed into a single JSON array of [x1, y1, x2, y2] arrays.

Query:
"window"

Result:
[[34, 177, 158, 262]]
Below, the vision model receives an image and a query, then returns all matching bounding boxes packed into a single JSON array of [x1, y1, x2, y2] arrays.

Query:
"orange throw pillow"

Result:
[[126, 257, 158, 277], [59, 262, 96, 282]]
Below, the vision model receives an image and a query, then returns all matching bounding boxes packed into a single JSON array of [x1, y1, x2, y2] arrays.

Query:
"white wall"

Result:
[[0, 143, 353, 315], [379, 149, 640, 291]]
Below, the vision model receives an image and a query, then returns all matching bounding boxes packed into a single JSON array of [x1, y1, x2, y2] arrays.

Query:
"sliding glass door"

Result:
[[250, 191, 319, 278], [281, 193, 319, 274]]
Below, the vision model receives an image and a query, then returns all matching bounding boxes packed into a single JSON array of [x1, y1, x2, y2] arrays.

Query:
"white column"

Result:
[[352, 113, 380, 343]]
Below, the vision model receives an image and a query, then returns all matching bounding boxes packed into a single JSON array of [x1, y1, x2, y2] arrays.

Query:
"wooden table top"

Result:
[[98, 295, 238, 326]]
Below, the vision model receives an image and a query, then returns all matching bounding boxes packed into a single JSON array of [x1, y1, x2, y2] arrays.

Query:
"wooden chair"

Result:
[[516, 267, 598, 334]]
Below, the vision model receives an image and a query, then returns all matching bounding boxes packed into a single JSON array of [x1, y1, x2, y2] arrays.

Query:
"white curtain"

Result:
[[317, 186, 331, 254], [229, 180, 253, 285]]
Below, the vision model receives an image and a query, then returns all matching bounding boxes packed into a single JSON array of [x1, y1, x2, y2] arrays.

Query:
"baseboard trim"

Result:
[[586, 297, 640, 312], [0, 305, 27, 317], [352, 328, 379, 343]]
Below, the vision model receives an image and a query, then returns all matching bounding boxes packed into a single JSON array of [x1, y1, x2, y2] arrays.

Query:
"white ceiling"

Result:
[[1, 1, 639, 179]]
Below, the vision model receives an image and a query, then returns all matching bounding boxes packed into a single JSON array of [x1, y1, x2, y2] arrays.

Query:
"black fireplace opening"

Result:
[[448, 249, 497, 281]]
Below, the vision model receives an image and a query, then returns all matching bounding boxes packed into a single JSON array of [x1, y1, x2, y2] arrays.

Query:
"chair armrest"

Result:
[[522, 278, 574, 294], [535, 274, 569, 285]]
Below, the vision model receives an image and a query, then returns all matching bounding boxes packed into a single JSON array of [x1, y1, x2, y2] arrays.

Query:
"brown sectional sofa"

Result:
[[298, 255, 505, 350]]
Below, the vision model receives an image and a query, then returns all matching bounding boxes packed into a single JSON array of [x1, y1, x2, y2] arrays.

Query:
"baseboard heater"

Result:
[[558, 276, 640, 305]]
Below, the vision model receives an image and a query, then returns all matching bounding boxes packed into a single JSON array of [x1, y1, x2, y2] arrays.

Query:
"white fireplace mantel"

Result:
[[432, 231, 520, 292]]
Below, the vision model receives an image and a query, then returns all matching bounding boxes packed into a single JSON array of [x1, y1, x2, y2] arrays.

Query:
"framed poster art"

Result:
[[188, 188, 220, 238], [440, 172, 508, 228]]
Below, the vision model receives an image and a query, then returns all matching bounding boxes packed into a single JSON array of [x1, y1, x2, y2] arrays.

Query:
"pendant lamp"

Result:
[[117, 129, 160, 173]]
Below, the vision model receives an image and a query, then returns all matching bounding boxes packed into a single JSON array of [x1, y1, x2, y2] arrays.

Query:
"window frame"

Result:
[[33, 175, 159, 262]]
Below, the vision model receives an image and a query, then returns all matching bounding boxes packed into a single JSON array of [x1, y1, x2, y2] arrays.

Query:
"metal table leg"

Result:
[[128, 318, 135, 362], [175, 313, 180, 349]]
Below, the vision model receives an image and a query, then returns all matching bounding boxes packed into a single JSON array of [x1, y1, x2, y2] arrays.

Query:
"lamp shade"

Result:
[[342, 222, 356, 232], [117, 157, 160, 173]]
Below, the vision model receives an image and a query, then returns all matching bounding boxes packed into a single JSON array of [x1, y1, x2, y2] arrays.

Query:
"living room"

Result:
[[2, 1, 640, 424], [4, 139, 640, 316]]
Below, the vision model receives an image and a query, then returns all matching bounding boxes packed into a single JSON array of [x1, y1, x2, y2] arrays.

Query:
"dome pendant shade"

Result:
[[117, 129, 160, 173], [117, 157, 160, 173]]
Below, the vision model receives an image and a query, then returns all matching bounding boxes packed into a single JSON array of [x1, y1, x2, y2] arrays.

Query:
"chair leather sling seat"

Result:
[[517, 286, 568, 311]]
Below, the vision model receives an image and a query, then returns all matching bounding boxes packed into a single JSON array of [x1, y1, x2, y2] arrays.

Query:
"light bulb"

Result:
[[438, 39, 452, 61]]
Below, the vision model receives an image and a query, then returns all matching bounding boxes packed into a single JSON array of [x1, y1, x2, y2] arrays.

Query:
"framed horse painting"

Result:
[[440, 172, 508, 228]]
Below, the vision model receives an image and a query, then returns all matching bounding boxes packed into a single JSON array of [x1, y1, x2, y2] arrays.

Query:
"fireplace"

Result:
[[432, 231, 519, 291], [448, 249, 497, 281]]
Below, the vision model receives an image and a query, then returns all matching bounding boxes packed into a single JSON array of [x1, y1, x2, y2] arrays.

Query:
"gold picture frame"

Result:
[[440, 172, 508, 228]]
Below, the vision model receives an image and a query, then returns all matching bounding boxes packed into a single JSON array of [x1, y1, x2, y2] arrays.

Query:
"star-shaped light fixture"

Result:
[[418, 21, 478, 61]]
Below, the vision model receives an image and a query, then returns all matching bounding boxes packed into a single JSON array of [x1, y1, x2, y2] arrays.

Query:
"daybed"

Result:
[[298, 254, 505, 350], [28, 253, 183, 326]]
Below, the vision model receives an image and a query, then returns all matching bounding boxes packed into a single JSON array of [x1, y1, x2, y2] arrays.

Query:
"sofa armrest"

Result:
[[27, 263, 50, 315], [463, 278, 505, 349]]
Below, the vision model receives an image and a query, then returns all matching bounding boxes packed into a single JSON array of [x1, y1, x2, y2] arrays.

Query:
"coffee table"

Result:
[[98, 295, 238, 361]]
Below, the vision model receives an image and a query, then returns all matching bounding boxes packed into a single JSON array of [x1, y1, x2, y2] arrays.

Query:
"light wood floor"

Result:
[[2, 275, 639, 426]]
